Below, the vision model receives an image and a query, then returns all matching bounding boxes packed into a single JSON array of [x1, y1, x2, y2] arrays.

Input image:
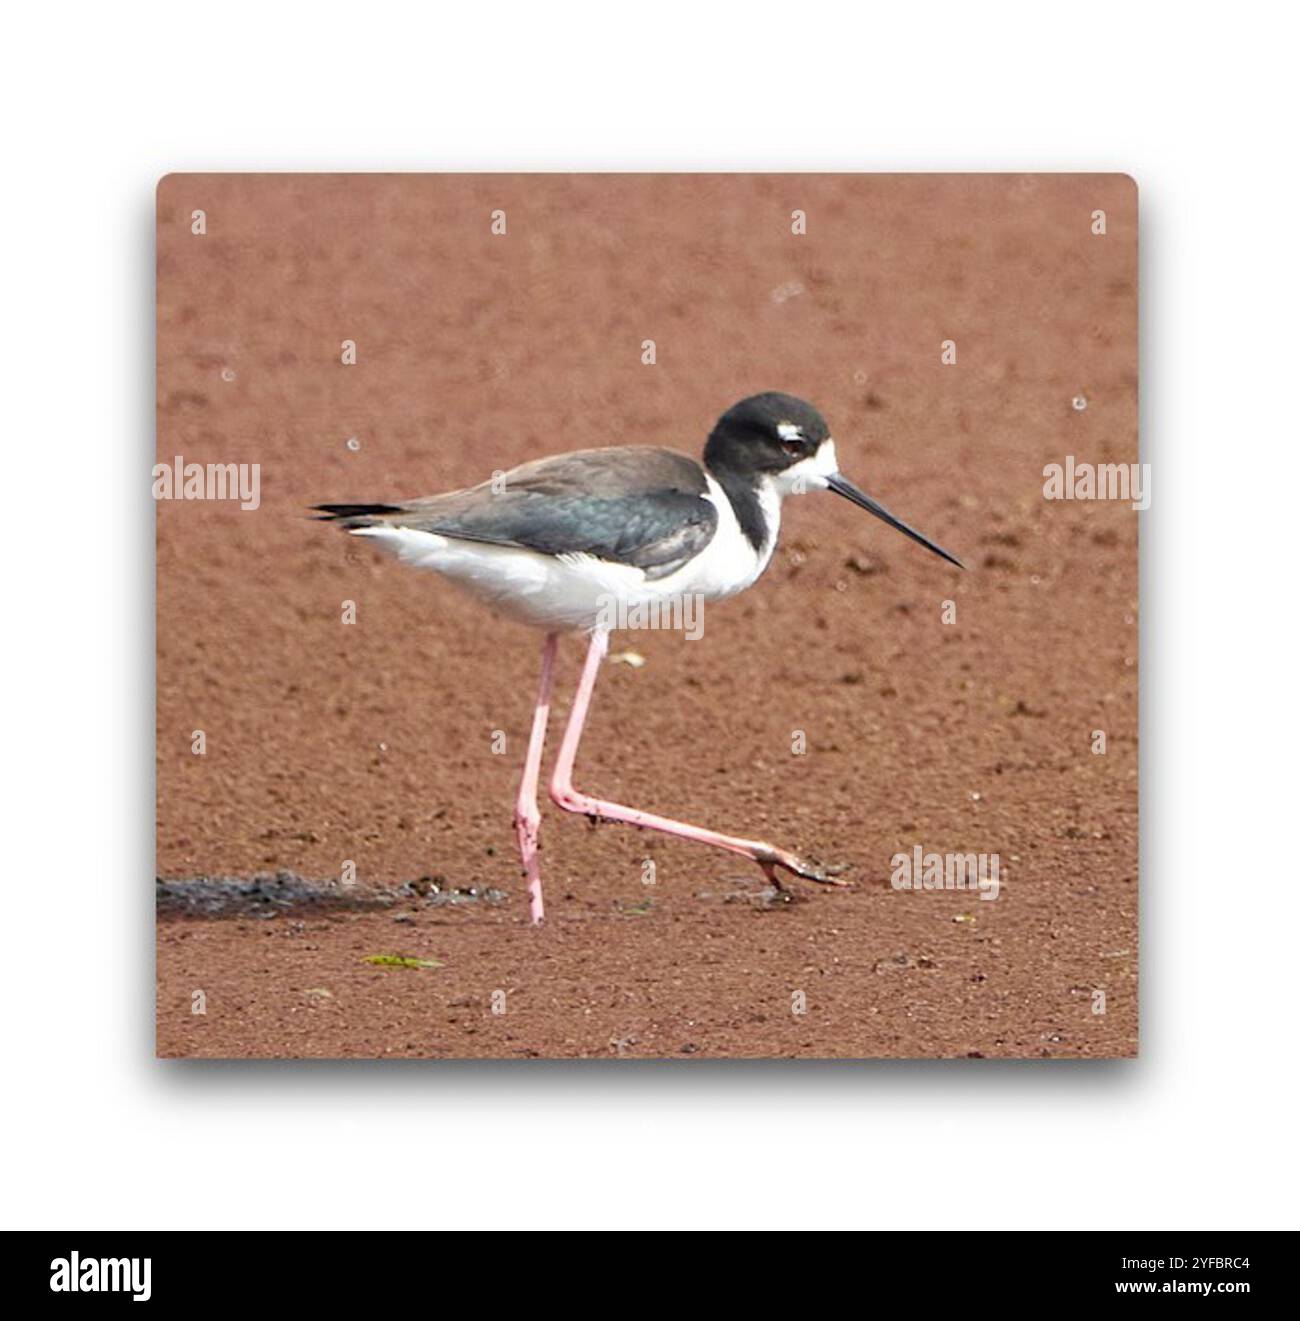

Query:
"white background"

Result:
[[2, 1, 1296, 1231]]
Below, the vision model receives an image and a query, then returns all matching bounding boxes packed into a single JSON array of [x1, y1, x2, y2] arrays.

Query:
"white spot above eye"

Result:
[[777, 421, 803, 442]]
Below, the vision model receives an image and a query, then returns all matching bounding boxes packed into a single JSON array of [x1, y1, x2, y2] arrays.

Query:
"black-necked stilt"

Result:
[[315, 392, 962, 923]]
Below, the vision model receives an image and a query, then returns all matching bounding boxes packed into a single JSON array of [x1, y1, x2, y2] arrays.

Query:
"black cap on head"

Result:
[[705, 392, 831, 476]]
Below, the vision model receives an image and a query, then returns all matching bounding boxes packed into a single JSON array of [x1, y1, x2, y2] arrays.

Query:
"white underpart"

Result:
[[350, 439, 840, 633]]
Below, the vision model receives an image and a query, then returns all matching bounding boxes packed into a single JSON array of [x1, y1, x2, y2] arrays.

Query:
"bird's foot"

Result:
[[757, 848, 850, 889]]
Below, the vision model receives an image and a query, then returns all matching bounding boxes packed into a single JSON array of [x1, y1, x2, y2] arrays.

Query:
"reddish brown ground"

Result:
[[156, 174, 1137, 1058]]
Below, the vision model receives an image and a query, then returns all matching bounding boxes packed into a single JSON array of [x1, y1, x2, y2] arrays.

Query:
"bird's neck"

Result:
[[706, 461, 779, 556]]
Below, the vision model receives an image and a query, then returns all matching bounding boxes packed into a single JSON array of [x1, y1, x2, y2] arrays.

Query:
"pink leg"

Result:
[[514, 632, 558, 924], [548, 628, 845, 888]]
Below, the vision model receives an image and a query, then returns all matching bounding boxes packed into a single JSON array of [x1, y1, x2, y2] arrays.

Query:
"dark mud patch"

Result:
[[156, 870, 506, 919]]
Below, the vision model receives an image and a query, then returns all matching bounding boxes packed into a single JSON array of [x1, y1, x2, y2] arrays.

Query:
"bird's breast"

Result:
[[656, 476, 779, 602]]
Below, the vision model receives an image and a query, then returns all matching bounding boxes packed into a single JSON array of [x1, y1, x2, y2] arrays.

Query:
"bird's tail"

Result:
[[310, 502, 404, 529]]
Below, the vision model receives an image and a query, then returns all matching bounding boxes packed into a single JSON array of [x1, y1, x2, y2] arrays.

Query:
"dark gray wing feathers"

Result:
[[318, 447, 717, 580]]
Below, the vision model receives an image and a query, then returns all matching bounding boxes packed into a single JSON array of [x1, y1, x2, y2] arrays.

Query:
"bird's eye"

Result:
[[781, 438, 805, 457]]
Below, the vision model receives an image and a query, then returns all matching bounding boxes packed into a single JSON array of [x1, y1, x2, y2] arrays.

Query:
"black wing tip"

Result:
[[310, 502, 403, 522]]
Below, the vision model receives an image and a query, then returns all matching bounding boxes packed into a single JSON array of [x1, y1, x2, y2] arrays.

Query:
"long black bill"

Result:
[[826, 473, 964, 569]]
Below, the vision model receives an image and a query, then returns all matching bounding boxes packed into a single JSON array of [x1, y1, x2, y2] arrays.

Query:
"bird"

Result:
[[315, 391, 962, 924]]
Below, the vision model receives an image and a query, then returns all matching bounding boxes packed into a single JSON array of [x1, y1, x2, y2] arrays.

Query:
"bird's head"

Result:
[[704, 391, 963, 568]]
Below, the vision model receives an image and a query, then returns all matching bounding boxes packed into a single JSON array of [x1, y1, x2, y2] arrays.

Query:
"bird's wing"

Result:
[[315, 447, 719, 580]]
